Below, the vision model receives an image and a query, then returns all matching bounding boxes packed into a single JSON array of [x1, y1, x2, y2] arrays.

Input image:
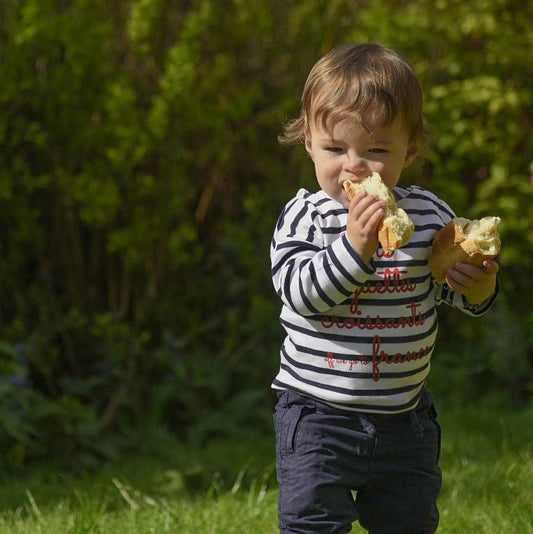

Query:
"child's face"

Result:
[[305, 112, 419, 207]]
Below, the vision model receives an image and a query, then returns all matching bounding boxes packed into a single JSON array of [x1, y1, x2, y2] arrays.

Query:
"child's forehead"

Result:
[[309, 103, 400, 139], [313, 115, 408, 144]]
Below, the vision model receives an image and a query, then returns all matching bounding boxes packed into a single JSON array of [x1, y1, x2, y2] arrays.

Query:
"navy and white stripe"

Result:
[[271, 185, 498, 413]]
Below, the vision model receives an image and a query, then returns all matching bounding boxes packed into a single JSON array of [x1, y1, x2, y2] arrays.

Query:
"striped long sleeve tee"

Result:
[[271, 185, 499, 413]]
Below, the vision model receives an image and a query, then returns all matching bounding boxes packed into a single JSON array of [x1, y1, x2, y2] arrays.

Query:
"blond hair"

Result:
[[280, 43, 425, 144]]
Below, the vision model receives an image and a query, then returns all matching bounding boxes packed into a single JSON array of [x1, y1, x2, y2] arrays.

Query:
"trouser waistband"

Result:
[[278, 388, 435, 439]]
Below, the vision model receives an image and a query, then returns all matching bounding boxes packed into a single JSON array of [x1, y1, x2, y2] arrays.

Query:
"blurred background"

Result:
[[1, 0, 532, 469]]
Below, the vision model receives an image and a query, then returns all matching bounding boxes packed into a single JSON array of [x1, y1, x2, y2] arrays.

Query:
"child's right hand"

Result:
[[346, 191, 386, 264]]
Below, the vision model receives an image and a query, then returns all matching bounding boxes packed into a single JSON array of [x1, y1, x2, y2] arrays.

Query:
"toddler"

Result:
[[271, 43, 499, 534]]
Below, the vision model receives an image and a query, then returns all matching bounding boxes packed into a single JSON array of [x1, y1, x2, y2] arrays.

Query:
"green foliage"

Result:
[[0, 0, 532, 467]]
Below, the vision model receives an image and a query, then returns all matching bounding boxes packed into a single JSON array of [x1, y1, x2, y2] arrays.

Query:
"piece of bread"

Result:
[[343, 172, 415, 254], [428, 216, 501, 283]]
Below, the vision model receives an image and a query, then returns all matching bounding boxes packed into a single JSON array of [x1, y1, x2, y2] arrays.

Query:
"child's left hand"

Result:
[[444, 259, 499, 305]]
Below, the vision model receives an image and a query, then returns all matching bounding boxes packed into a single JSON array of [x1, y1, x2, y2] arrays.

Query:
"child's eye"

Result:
[[325, 146, 343, 153], [368, 148, 388, 154]]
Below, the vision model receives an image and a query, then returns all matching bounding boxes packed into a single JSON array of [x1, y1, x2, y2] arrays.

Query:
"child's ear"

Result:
[[404, 144, 419, 167], [305, 138, 313, 160], [304, 128, 314, 161]]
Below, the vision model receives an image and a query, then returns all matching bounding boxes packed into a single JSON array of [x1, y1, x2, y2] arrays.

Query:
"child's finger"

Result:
[[350, 195, 385, 225]]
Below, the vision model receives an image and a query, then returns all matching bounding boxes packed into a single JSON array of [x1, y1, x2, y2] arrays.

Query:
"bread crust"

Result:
[[379, 222, 402, 254], [428, 219, 500, 283]]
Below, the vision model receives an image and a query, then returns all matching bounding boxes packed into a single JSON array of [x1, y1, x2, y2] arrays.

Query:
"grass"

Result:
[[1, 406, 532, 533]]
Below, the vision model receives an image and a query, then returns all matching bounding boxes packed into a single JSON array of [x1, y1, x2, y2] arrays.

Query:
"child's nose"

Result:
[[344, 154, 371, 177]]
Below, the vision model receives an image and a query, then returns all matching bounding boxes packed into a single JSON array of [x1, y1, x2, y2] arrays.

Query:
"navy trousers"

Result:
[[274, 389, 442, 534]]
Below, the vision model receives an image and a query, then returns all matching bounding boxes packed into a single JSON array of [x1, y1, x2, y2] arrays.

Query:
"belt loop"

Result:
[[358, 413, 376, 436], [410, 410, 424, 439]]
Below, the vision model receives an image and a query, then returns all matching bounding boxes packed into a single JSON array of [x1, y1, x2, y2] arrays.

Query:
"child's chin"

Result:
[[328, 189, 349, 208]]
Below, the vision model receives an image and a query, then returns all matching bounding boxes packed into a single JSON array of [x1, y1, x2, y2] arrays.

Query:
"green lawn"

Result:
[[1, 407, 532, 533]]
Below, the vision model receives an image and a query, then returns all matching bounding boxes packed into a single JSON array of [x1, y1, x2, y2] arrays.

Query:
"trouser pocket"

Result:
[[274, 401, 311, 456]]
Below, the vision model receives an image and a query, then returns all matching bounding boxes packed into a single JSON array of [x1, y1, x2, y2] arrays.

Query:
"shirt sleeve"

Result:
[[271, 192, 375, 316], [434, 276, 500, 316]]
